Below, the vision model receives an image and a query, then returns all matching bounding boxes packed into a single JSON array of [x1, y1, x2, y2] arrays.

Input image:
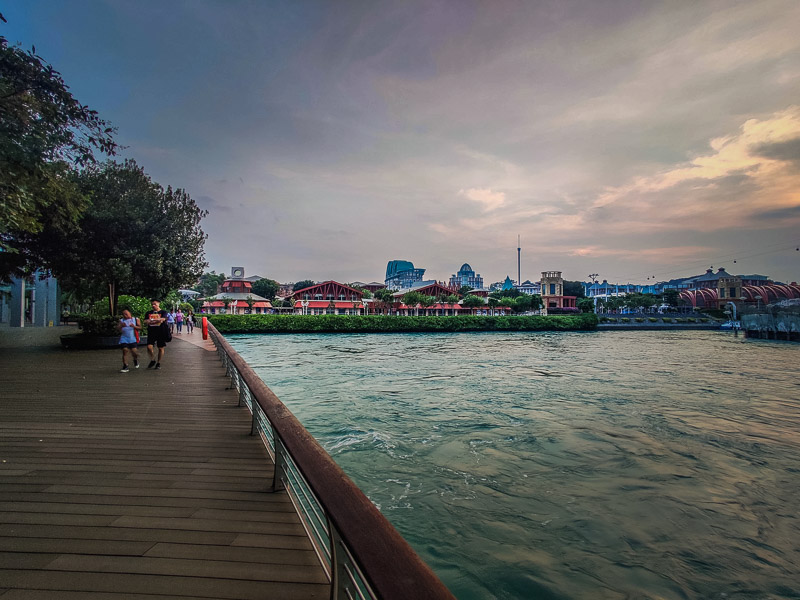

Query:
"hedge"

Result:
[[207, 314, 599, 334]]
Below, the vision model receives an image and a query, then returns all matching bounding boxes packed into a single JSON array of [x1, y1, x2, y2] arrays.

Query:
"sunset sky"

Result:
[[6, 1, 800, 285]]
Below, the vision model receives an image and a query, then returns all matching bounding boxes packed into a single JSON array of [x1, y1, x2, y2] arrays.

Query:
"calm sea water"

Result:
[[229, 330, 800, 600]]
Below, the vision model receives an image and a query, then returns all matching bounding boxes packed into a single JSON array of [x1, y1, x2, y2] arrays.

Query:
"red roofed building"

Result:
[[201, 267, 273, 314], [292, 281, 368, 315]]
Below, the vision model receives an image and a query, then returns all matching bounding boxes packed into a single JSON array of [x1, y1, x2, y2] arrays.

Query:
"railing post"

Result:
[[329, 521, 350, 600], [272, 431, 287, 492], [239, 380, 246, 407], [250, 401, 258, 436]]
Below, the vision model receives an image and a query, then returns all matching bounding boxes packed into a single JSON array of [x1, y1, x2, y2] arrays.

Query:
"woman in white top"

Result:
[[118, 309, 141, 373]]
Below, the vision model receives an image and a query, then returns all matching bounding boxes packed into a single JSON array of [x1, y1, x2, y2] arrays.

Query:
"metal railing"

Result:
[[207, 322, 455, 600]]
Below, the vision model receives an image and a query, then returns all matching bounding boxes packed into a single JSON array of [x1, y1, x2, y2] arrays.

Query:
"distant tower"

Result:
[[517, 235, 521, 285]]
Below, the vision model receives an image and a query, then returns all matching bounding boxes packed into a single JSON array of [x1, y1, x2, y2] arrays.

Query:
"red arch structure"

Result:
[[680, 284, 800, 307]]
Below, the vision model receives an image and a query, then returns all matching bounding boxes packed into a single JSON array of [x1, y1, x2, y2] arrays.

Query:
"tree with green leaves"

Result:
[[193, 271, 225, 297], [461, 294, 485, 313], [293, 279, 315, 292], [513, 294, 533, 313], [458, 285, 472, 296], [663, 289, 680, 308], [401, 291, 423, 316], [1, 33, 118, 272], [373, 288, 395, 314], [418, 294, 435, 316], [563, 280, 587, 298], [251, 278, 279, 300], [22, 160, 207, 315], [577, 297, 595, 313], [489, 288, 522, 300]]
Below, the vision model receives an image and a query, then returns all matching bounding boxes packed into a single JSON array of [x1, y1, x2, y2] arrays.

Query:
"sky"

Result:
[[5, 0, 800, 285]]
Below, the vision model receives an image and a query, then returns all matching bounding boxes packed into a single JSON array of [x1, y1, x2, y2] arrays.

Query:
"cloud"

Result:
[[457, 187, 506, 211], [590, 107, 800, 227]]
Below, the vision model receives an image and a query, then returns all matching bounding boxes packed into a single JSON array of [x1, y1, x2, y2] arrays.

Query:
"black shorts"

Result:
[[120, 342, 137, 349], [147, 329, 167, 348]]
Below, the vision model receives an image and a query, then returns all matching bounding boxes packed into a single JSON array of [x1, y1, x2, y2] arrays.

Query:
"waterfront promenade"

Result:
[[0, 328, 328, 599]]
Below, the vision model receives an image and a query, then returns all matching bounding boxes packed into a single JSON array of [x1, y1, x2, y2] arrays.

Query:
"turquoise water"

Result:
[[229, 330, 800, 600]]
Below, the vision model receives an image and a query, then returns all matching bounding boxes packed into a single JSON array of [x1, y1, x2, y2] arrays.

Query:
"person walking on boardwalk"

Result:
[[166, 309, 176, 334], [185, 309, 194, 334], [175, 309, 184, 333], [118, 308, 141, 372], [145, 299, 169, 370]]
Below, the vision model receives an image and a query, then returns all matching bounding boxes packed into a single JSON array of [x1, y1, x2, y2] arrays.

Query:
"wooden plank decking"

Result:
[[0, 330, 329, 599]]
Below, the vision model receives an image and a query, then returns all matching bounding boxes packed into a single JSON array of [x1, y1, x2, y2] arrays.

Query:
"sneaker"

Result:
[[147, 361, 156, 369], [155, 363, 161, 370], [134, 360, 140, 369], [120, 366, 130, 373]]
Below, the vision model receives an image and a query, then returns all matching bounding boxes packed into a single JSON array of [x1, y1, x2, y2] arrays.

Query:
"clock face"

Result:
[[232, 267, 244, 278]]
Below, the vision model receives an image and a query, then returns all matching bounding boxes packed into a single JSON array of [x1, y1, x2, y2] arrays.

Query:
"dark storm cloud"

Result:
[[754, 137, 800, 163]]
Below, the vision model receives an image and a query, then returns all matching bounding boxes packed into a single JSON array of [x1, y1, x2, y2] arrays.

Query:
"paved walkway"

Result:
[[0, 329, 328, 599]]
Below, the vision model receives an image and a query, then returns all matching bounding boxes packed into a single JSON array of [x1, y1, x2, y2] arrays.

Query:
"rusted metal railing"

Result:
[[208, 322, 455, 600]]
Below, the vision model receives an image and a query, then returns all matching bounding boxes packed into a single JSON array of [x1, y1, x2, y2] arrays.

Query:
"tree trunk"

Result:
[[107, 282, 117, 316]]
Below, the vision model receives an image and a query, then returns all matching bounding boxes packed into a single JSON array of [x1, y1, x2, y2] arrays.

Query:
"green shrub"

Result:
[[76, 315, 121, 336], [675, 318, 685, 323], [91, 295, 151, 319], [635, 318, 644, 323], [662, 318, 673, 323], [621, 317, 630, 323], [207, 314, 599, 334], [648, 317, 658, 322], [700, 318, 709, 323], [687, 317, 696, 323]]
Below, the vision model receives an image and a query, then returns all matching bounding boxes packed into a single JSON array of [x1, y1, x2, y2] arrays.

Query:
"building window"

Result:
[[730, 287, 736, 298], [550, 283, 556, 295]]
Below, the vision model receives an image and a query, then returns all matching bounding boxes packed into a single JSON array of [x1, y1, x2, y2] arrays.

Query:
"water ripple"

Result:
[[231, 330, 800, 600]]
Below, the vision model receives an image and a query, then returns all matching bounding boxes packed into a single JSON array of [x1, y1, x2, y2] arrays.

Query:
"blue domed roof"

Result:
[[460, 263, 472, 273]]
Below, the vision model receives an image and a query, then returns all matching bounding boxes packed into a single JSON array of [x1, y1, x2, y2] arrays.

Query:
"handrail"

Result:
[[207, 322, 455, 600]]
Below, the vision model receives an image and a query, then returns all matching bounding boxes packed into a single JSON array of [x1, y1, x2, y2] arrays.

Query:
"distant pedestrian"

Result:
[[176, 309, 184, 333], [117, 309, 141, 373], [167, 310, 175, 334], [185, 310, 194, 333], [145, 300, 169, 370]]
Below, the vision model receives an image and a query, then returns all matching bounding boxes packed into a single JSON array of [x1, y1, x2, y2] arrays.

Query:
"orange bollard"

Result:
[[202, 316, 208, 340]]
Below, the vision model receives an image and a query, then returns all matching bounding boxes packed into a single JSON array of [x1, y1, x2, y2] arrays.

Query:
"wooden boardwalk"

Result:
[[0, 330, 329, 599]]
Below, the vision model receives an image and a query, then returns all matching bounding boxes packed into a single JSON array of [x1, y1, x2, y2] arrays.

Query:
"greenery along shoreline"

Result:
[[208, 314, 598, 334]]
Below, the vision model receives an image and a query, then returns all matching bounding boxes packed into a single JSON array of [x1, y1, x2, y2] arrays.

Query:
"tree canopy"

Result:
[[251, 278, 280, 300], [563, 280, 587, 298], [293, 279, 315, 292], [193, 271, 226, 297], [0, 34, 118, 264], [462, 294, 486, 308], [26, 160, 207, 314]]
